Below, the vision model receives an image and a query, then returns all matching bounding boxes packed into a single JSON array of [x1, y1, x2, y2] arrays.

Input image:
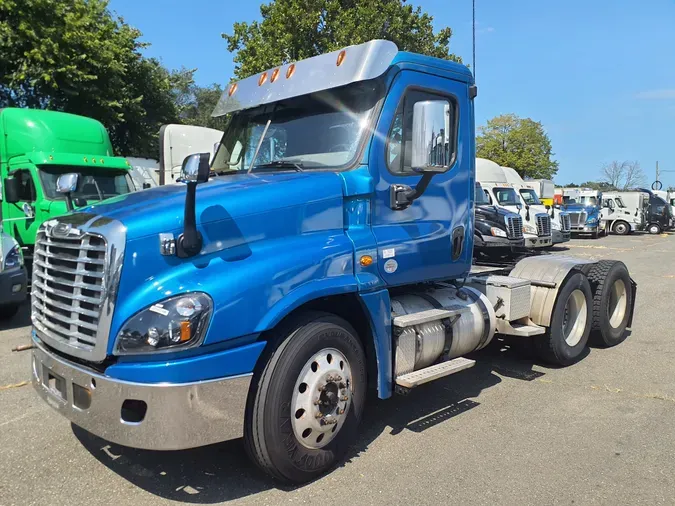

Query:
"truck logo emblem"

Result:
[[52, 223, 72, 237]]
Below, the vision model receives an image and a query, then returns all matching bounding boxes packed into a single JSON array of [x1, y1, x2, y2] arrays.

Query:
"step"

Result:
[[395, 357, 476, 389], [495, 319, 546, 337], [392, 307, 470, 328]]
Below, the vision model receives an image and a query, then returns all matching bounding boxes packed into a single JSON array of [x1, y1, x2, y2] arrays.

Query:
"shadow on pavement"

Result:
[[74, 337, 551, 503], [0, 301, 31, 332]]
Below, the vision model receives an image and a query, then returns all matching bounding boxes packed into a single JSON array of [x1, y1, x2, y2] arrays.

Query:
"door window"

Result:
[[386, 90, 457, 175], [15, 170, 36, 202]]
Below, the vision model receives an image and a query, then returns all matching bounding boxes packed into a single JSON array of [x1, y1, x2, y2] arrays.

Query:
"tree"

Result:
[[476, 114, 558, 179], [0, 0, 188, 157], [222, 0, 461, 79], [600, 160, 646, 191], [172, 71, 229, 131]]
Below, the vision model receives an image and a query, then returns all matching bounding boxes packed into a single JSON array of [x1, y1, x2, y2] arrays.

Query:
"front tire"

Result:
[[587, 261, 632, 347], [0, 303, 19, 320], [535, 272, 592, 366], [244, 312, 367, 484], [648, 223, 661, 235], [613, 221, 629, 235]]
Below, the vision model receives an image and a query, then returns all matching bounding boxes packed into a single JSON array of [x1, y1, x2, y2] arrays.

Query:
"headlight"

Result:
[[114, 293, 213, 355], [3, 244, 23, 270], [491, 227, 507, 238], [523, 223, 537, 234]]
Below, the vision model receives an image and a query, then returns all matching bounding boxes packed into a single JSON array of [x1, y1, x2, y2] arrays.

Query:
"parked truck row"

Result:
[[26, 41, 639, 484]]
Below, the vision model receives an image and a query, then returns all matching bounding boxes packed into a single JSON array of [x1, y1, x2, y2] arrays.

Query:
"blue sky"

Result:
[[109, 0, 675, 187]]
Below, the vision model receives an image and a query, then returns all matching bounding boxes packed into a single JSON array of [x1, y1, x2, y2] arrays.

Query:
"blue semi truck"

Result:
[[31, 41, 637, 483]]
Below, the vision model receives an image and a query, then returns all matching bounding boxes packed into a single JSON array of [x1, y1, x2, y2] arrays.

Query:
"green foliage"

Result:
[[0, 0, 190, 157], [476, 114, 558, 180], [172, 70, 228, 131], [222, 0, 461, 79]]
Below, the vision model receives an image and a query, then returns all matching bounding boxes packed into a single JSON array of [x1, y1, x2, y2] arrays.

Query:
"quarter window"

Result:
[[386, 90, 457, 175]]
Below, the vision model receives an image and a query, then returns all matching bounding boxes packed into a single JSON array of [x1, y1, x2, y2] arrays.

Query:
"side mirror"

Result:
[[391, 100, 451, 211], [22, 202, 34, 219], [176, 153, 210, 258], [4, 177, 20, 204], [143, 182, 152, 189], [73, 197, 87, 208], [545, 205, 551, 210], [56, 173, 79, 211], [179, 153, 210, 183]]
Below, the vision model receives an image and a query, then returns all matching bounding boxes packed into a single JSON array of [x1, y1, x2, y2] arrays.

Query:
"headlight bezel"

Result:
[[490, 227, 508, 238], [3, 244, 24, 271], [522, 222, 538, 234], [113, 292, 213, 356]]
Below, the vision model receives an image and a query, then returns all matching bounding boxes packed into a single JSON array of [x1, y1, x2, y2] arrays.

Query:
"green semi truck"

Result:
[[0, 108, 137, 266]]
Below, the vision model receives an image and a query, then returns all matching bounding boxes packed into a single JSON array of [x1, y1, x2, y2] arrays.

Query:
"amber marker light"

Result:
[[286, 63, 296, 79], [336, 49, 346, 66], [359, 255, 373, 267], [180, 321, 192, 342], [228, 83, 238, 96], [271, 68, 280, 82], [258, 72, 268, 86]]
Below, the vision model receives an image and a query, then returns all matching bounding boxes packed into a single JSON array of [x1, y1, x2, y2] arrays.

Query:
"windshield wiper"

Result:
[[252, 160, 305, 172]]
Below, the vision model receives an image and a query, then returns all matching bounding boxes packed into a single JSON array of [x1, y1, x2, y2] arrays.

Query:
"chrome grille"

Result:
[[535, 214, 552, 237], [569, 211, 587, 228], [32, 230, 107, 352], [31, 215, 125, 362], [505, 215, 524, 240], [560, 212, 571, 232]]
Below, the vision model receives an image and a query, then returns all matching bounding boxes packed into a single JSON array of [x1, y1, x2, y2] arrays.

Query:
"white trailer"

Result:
[[158, 125, 223, 185]]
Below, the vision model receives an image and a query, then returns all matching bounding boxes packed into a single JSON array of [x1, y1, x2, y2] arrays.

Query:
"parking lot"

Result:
[[2, 232, 675, 506]]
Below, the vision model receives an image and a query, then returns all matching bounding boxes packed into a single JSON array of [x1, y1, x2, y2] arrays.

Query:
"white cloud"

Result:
[[636, 89, 675, 100], [477, 26, 495, 34]]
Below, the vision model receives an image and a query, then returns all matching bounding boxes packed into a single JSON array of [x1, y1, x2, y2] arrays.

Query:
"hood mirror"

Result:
[[56, 173, 80, 211], [176, 153, 211, 258]]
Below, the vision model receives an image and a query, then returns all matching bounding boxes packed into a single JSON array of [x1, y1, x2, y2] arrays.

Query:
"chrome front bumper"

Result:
[[32, 341, 251, 450], [552, 229, 571, 244], [525, 236, 552, 248]]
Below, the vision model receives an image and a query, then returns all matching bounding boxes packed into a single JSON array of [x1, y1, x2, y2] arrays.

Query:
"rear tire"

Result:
[[535, 272, 592, 366], [613, 221, 629, 235], [587, 261, 632, 347], [244, 312, 367, 484], [648, 223, 661, 235]]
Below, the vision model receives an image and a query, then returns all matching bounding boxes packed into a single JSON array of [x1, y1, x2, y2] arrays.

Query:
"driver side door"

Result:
[[4, 167, 43, 249]]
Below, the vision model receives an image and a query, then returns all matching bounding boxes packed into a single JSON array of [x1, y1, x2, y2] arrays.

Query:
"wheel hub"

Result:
[[291, 348, 352, 449]]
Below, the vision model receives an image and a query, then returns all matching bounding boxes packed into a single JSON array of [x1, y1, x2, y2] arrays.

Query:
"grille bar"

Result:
[[505, 215, 524, 239]]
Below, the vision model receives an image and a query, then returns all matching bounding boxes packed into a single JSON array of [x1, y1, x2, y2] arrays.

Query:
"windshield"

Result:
[[211, 80, 383, 173], [614, 197, 626, 208], [519, 188, 542, 206], [475, 184, 489, 204], [39, 166, 132, 201], [492, 187, 519, 206], [579, 196, 598, 206]]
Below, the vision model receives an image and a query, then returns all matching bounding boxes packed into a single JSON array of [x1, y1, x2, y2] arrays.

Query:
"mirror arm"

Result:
[[390, 172, 435, 211], [64, 193, 74, 212], [176, 181, 202, 258]]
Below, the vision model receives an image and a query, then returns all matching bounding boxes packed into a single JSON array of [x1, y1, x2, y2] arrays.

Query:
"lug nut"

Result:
[[337, 408, 345, 415], [340, 395, 349, 401], [313, 399, 321, 405], [315, 412, 324, 418], [339, 382, 346, 389]]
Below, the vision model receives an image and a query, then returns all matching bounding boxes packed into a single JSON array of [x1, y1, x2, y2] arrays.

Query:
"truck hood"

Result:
[[476, 204, 515, 221], [79, 172, 346, 241]]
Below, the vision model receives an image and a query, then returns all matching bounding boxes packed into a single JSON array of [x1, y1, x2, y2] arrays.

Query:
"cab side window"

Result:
[[15, 170, 36, 202], [386, 90, 457, 175]]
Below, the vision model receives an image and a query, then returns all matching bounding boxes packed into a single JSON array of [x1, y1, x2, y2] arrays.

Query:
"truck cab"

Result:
[[601, 191, 648, 235], [473, 182, 524, 259], [30, 40, 636, 484], [560, 188, 604, 238], [639, 188, 674, 234], [501, 166, 570, 245], [476, 158, 553, 248], [0, 109, 136, 265]]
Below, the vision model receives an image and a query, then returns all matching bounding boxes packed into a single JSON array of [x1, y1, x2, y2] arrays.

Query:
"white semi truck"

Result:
[[600, 191, 649, 235]]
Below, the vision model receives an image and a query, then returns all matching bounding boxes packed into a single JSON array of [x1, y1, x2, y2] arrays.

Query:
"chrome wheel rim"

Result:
[[608, 279, 627, 328], [616, 223, 626, 234], [562, 289, 587, 346], [291, 348, 352, 449]]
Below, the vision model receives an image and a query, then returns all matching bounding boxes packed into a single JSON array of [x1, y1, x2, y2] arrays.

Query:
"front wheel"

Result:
[[613, 221, 629, 235], [535, 272, 592, 366], [244, 312, 367, 484], [648, 223, 661, 235]]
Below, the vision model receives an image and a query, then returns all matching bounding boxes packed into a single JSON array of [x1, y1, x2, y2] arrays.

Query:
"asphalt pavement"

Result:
[[2, 232, 675, 506]]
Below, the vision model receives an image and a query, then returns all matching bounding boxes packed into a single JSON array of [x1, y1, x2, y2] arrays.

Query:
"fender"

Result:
[[358, 289, 393, 399]]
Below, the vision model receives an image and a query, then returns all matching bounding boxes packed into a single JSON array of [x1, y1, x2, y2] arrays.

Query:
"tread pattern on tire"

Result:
[[586, 260, 618, 334]]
